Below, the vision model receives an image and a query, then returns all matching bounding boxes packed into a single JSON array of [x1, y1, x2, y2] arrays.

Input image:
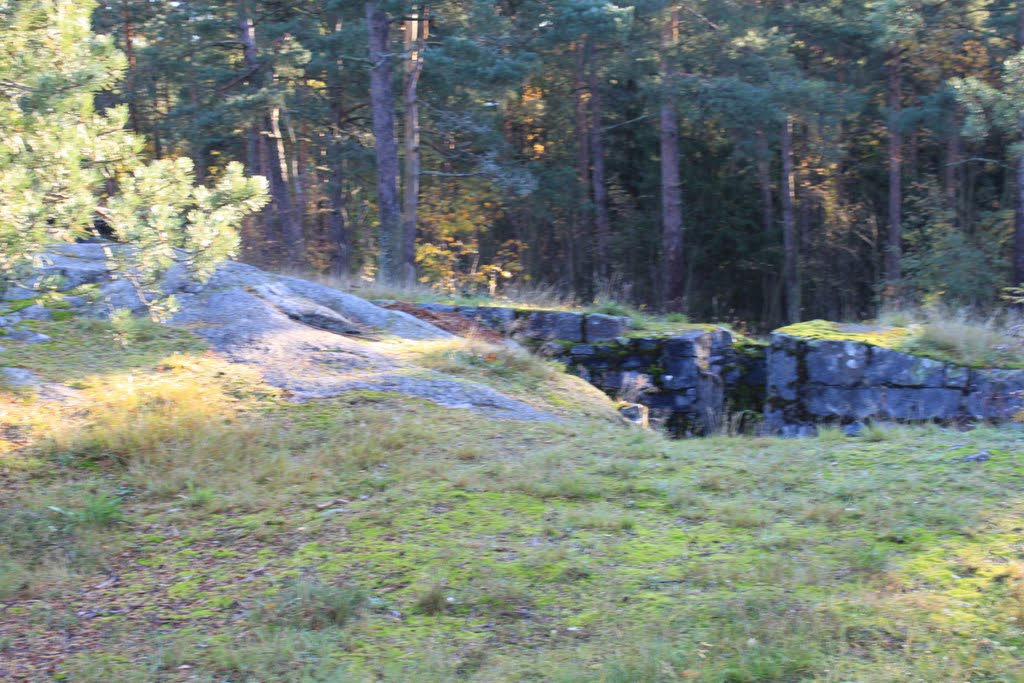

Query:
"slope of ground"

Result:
[[3, 244, 622, 423], [2, 309, 1024, 681]]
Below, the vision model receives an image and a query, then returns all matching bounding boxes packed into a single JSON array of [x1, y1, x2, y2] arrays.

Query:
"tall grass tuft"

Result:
[[880, 305, 1024, 368]]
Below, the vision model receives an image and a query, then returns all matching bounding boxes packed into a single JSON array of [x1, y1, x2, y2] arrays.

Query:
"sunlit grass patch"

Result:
[[6, 312, 1024, 681], [2, 316, 207, 382], [395, 336, 619, 418]]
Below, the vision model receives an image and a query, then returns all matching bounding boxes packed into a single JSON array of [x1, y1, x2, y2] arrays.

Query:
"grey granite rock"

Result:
[[525, 311, 583, 342], [884, 387, 962, 420], [804, 340, 869, 386], [584, 314, 631, 343], [866, 347, 946, 387]]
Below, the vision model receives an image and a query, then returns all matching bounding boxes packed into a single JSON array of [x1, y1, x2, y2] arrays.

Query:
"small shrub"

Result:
[[0, 558, 31, 600], [816, 425, 847, 443], [850, 544, 890, 575], [861, 422, 895, 442], [182, 485, 218, 509], [110, 308, 165, 346], [590, 300, 635, 318], [256, 578, 367, 630], [413, 582, 449, 615], [74, 493, 124, 527]]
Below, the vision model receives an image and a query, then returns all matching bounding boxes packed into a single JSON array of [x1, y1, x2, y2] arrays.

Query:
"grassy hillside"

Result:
[[3, 316, 1024, 681]]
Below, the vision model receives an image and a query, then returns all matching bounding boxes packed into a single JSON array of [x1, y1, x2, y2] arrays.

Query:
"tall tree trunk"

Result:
[[268, 107, 304, 264], [1015, 4, 1024, 286], [366, 1, 403, 282], [573, 40, 592, 296], [755, 128, 777, 323], [589, 54, 611, 289], [238, 0, 302, 263], [885, 46, 903, 293], [401, 6, 427, 285], [324, 31, 349, 276], [326, 140, 349, 278], [121, 0, 142, 135], [756, 129, 773, 237], [781, 116, 800, 323], [660, 8, 685, 312]]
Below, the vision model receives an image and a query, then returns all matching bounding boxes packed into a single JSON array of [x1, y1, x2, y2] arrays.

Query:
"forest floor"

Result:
[[3, 315, 1024, 682]]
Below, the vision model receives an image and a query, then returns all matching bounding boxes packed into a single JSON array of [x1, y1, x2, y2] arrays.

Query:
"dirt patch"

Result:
[[383, 302, 506, 344]]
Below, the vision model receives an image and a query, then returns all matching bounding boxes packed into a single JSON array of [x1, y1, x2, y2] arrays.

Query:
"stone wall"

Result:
[[412, 304, 766, 436], [765, 332, 1024, 435]]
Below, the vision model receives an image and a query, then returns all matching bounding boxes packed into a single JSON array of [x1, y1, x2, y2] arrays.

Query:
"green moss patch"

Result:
[[775, 319, 913, 348], [776, 319, 1024, 369]]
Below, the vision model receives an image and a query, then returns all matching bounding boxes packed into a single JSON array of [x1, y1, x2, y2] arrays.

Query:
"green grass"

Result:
[[4, 315, 1024, 681], [778, 311, 1024, 369]]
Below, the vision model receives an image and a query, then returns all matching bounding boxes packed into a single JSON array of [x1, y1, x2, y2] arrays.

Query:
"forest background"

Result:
[[87, 0, 1024, 329]]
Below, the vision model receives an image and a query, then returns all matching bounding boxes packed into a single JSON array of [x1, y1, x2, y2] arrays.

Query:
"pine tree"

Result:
[[0, 0, 268, 311]]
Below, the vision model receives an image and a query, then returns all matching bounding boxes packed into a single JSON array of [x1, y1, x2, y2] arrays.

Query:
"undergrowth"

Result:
[[4, 315, 1024, 681]]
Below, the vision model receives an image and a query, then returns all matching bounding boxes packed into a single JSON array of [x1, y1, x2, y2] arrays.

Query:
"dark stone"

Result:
[[634, 337, 661, 351], [31, 251, 110, 290], [98, 279, 149, 314], [842, 422, 864, 437], [661, 358, 700, 390], [804, 387, 882, 420], [770, 332, 803, 354], [866, 347, 945, 387], [640, 393, 677, 410], [16, 305, 51, 321], [805, 340, 869, 386], [963, 450, 991, 463], [525, 311, 584, 342], [620, 356, 649, 370], [965, 369, 1024, 420], [618, 403, 649, 427], [474, 306, 517, 332], [584, 313, 632, 342], [575, 356, 612, 371], [672, 393, 697, 409], [536, 341, 568, 357], [945, 366, 970, 389], [767, 348, 799, 401], [570, 344, 596, 356], [593, 370, 624, 391], [4, 328, 50, 344], [883, 387, 962, 420], [663, 330, 713, 358], [2, 286, 38, 301]]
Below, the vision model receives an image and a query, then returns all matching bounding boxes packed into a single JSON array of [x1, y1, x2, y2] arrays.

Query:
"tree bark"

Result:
[[781, 116, 800, 323], [755, 128, 779, 324], [237, 0, 303, 265], [756, 129, 773, 237], [572, 40, 591, 296], [401, 6, 428, 285], [660, 8, 685, 312], [324, 13, 349, 277], [267, 107, 304, 264], [366, 1, 403, 283], [885, 45, 903, 292], [589, 52, 611, 288], [1015, 4, 1024, 286], [1016, 114, 1024, 286]]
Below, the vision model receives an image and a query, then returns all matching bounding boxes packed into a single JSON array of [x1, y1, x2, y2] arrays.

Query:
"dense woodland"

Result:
[[89, 0, 1024, 327]]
